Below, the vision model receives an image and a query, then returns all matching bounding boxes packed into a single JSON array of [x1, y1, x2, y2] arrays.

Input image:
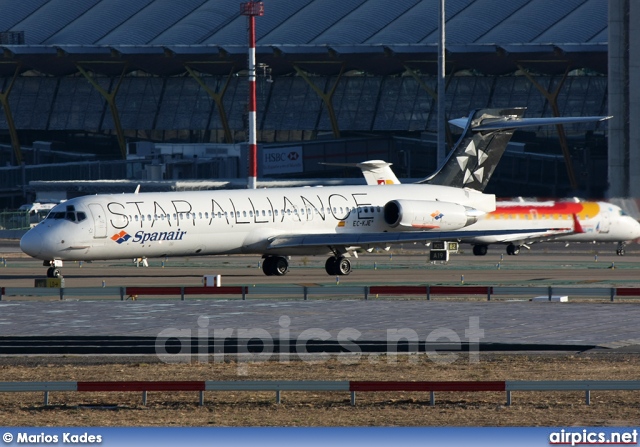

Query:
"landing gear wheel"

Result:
[[46, 267, 60, 278], [472, 245, 488, 256], [325, 257, 338, 275], [272, 257, 289, 276], [617, 242, 627, 256], [325, 256, 351, 275], [337, 257, 351, 275], [261, 256, 289, 276], [506, 244, 520, 256]]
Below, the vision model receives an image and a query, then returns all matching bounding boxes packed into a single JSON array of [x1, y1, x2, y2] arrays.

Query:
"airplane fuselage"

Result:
[[20, 184, 493, 262], [465, 201, 640, 244]]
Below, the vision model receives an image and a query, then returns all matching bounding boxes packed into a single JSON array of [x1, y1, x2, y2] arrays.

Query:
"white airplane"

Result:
[[19, 108, 606, 278], [347, 162, 640, 257], [462, 199, 640, 257]]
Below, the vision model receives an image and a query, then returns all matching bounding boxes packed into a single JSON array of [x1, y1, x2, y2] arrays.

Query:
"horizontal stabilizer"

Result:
[[424, 108, 612, 191], [449, 115, 612, 131]]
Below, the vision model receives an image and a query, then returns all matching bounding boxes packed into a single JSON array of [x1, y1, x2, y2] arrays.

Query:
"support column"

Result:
[[185, 66, 234, 144], [629, 1, 640, 197], [518, 65, 577, 191], [404, 66, 454, 150], [293, 64, 344, 138], [608, 0, 629, 196], [76, 64, 128, 159], [0, 63, 23, 165]]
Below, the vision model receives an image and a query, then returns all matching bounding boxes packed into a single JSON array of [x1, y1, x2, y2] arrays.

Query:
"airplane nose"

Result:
[[20, 229, 43, 258]]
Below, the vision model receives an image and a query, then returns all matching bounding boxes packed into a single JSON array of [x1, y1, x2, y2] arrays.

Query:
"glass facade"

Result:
[[0, 73, 609, 135]]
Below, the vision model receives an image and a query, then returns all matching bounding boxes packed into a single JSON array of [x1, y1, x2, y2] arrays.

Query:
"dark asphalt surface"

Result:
[[1, 240, 639, 355]]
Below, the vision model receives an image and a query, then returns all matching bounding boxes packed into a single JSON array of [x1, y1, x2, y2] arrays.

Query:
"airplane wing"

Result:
[[266, 228, 565, 251], [458, 215, 581, 245]]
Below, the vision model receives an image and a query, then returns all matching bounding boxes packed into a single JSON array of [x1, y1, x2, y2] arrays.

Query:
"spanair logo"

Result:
[[111, 231, 131, 244], [431, 211, 444, 220], [111, 229, 187, 245]]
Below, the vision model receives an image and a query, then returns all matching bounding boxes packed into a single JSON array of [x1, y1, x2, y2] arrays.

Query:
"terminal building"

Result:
[[0, 0, 637, 206]]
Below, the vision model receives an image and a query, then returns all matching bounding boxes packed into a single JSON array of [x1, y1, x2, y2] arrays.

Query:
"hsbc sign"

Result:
[[263, 147, 303, 175]]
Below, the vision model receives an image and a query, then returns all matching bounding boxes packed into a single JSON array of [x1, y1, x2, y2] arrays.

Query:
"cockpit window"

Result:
[[619, 209, 628, 216], [46, 207, 87, 223]]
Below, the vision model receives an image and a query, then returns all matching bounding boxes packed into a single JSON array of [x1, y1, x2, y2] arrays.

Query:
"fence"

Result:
[[0, 210, 30, 230], [1, 380, 638, 407], [2, 285, 640, 301]]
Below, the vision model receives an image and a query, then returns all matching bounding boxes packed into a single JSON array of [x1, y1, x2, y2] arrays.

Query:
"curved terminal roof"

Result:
[[0, 0, 608, 76]]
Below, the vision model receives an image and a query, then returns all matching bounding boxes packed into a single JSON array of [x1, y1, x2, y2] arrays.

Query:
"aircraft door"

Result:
[[598, 209, 610, 233], [88, 203, 108, 238]]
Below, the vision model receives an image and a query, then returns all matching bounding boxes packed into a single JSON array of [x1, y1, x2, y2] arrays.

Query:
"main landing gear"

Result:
[[472, 244, 521, 256], [616, 241, 627, 256], [261, 256, 289, 276], [506, 243, 521, 256], [472, 245, 488, 256], [325, 256, 352, 276], [260, 255, 353, 276]]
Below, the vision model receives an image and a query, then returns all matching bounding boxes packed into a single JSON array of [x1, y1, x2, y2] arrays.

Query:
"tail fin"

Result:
[[422, 108, 611, 191], [320, 160, 401, 185], [422, 107, 526, 190], [571, 214, 585, 234]]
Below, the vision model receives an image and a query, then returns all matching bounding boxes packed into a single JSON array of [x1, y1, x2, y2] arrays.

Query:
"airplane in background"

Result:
[[461, 199, 640, 257], [345, 150, 640, 257], [20, 108, 607, 278]]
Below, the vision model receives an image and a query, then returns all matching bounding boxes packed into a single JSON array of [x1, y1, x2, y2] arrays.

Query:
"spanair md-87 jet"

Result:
[[20, 108, 609, 277]]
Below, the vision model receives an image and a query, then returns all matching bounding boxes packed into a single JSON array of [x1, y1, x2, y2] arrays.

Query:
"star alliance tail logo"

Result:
[[431, 211, 444, 220], [111, 231, 131, 244]]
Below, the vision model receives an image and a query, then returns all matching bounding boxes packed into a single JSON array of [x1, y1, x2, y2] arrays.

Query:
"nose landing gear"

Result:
[[46, 267, 61, 278], [44, 260, 63, 278]]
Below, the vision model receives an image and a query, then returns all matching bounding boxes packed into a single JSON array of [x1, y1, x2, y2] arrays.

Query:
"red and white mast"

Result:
[[241, 1, 264, 189]]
